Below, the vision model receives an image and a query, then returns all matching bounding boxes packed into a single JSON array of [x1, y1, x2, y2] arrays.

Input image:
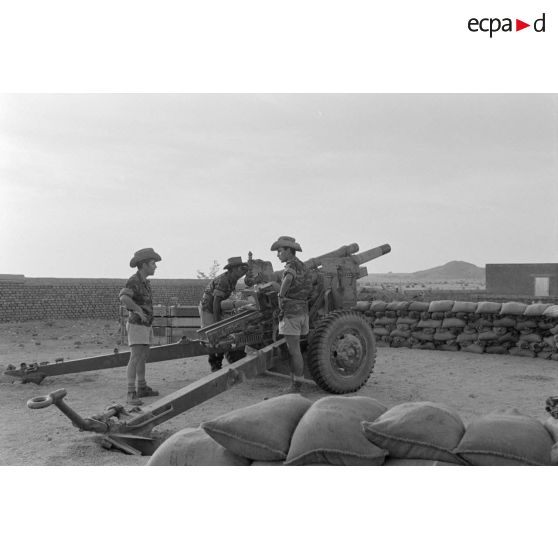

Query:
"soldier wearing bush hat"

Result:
[[199, 256, 249, 372], [271, 236, 312, 392], [119, 247, 162, 406]]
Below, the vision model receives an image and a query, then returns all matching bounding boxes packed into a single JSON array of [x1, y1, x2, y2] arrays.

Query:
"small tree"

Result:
[[196, 260, 220, 280]]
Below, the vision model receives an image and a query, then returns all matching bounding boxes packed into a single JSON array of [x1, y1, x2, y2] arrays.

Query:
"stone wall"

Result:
[[0, 277, 208, 323]]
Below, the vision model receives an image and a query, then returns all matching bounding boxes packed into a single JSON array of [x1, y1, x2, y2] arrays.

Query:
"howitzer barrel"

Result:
[[350, 243, 391, 265], [304, 243, 360, 268]]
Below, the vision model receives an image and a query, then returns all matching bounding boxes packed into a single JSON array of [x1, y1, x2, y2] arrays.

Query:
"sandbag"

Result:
[[408, 301, 430, 312], [386, 301, 409, 312], [542, 336, 557, 349], [361, 401, 466, 465], [147, 428, 252, 466], [454, 410, 554, 465], [543, 305, 558, 318], [285, 396, 388, 466], [515, 319, 538, 330], [500, 302, 528, 315], [451, 301, 478, 313], [417, 319, 442, 328], [495, 332, 518, 343], [397, 317, 419, 326], [524, 303, 552, 316], [201, 394, 313, 461], [433, 329, 456, 341], [374, 316, 397, 326], [456, 332, 477, 344], [493, 317, 517, 328], [519, 333, 542, 343], [429, 311, 447, 321], [411, 331, 434, 341], [369, 301, 388, 312], [390, 329, 411, 338], [428, 300, 455, 313], [354, 300, 371, 311], [373, 326, 390, 336], [441, 317, 466, 328], [476, 301, 502, 314], [478, 331, 498, 341], [472, 317, 494, 329]]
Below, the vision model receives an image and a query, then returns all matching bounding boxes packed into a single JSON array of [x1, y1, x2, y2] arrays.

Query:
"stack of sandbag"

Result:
[[147, 394, 389, 466], [451, 301, 478, 351], [147, 394, 558, 466], [366, 301, 392, 347], [387, 301, 416, 349], [362, 298, 558, 359], [497, 301, 532, 357], [430, 300, 465, 352], [512, 303, 554, 358], [361, 402, 467, 465], [407, 301, 437, 350], [147, 394, 312, 466], [285, 395, 388, 465], [361, 403, 556, 466], [454, 409, 554, 465], [409, 300, 463, 351], [541, 305, 558, 360]]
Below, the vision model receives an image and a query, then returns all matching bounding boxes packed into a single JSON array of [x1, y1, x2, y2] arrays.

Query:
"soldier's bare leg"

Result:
[[136, 345, 159, 397], [285, 334, 304, 384], [126, 344, 145, 404]]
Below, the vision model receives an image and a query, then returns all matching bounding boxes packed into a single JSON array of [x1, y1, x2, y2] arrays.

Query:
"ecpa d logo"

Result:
[[468, 12, 546, 37]]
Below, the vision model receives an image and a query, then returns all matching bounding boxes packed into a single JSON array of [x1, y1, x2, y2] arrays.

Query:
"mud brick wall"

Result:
[[0, 277, 208, 323]]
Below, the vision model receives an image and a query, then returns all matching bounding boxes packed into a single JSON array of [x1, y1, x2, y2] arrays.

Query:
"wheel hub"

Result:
[[330, 332, 364, 376]]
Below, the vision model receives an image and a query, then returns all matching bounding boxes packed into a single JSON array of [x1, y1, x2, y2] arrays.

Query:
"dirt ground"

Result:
[[1, 318, 557, 466]]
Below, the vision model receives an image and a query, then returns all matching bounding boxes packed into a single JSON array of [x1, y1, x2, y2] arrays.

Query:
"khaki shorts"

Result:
[[278, 314, 309, 336], [126, 322, 154, 346]]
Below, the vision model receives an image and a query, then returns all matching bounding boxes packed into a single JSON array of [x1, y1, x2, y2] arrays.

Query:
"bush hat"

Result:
[[224, 256, 248, 270], [130, 247, 162, 267], [270, 236, 302, 252]]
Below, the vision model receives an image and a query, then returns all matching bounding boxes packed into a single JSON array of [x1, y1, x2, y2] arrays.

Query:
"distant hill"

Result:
[[364, 261, 485, 283], [412, 261, 485, 281]]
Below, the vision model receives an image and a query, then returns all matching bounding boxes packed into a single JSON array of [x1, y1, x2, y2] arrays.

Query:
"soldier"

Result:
[[119, 247, 162, 406], [199, 256, 248, 371], [271, 236, 313, 392]]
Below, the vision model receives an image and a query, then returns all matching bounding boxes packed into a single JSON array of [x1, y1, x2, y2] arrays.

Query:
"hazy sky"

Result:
[[1, 93, 557, 278]]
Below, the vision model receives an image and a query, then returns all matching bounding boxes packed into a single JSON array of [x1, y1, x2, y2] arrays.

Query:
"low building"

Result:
[[486, 263, 558, 298]]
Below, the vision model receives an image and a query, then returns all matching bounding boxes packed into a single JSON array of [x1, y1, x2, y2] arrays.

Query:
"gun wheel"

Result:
[[307, 310, 376, 394]]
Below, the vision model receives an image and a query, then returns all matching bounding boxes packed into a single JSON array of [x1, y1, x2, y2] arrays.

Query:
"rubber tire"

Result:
[[307, 310, 376, 394]]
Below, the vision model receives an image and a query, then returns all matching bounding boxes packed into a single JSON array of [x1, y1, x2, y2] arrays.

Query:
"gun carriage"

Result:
[[11, 242, 391, 455]]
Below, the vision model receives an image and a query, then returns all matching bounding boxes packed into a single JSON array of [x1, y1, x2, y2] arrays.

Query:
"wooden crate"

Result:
[[169, 305, 200, 317]]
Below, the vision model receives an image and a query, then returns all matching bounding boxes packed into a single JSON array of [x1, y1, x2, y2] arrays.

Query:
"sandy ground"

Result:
[[1, 318, 557, 466]]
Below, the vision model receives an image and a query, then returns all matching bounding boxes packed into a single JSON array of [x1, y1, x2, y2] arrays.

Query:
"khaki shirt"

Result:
[[200, 271, 239, 313], [281, 257, 312, 317], [119, 271, 154, 326]]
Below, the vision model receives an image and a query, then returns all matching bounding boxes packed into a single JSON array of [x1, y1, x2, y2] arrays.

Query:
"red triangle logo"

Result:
[[516, 19, 530, 31]]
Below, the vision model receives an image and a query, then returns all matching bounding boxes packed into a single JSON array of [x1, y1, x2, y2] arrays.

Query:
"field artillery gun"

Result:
[[21, 242, 391, 455]]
